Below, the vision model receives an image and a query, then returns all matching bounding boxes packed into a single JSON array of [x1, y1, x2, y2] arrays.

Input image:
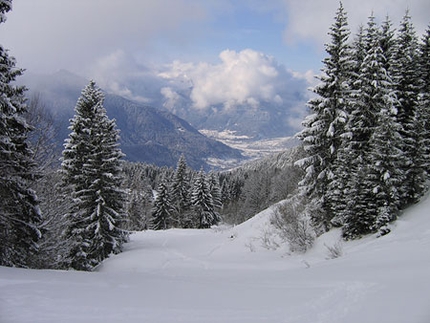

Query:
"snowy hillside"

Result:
[[1, 194, 430, 323]]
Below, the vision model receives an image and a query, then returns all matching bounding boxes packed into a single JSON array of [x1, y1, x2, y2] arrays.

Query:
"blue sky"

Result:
[[0, 0, 429, 130]]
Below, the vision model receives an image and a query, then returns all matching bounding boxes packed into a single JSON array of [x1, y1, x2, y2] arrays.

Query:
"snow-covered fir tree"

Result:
[[0, 1, 42, 268], [208, 171, 223, 212], [367, 96, 406, 236], [0, 0, 11, 23], [345, 15, 406, 238], [392, 11, 427, 206], [379, 16, 397, 76], [61, 81, 127, 271], [418, 26, 430, 175], [171, 155, 192, 227], [327, 23, 372, 229], [350, 25, 366, 76], [339, 14, 383, 239], [151, 177, 174, 230], [296, 6, 429, 240], [191, 170, 219, 228], [295, 2, 354, 232]]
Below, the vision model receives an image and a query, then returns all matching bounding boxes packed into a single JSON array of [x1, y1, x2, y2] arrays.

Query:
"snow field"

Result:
[[1, 195, 430, 323]]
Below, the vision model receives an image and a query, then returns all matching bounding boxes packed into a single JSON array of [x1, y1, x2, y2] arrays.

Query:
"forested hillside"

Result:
[[295, 4, 430, 240]]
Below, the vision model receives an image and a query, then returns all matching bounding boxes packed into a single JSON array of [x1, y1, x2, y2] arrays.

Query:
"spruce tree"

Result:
[[0, 0, 11, 23], [191, 170, 219, 228], [342, 14, 405, 239], [393, 11, 426, 205], [366, 57, 406, 235], [0, 1, 42, 268], [418, 26, 430, 175], [327, 23, 374, 229], [171, 154, 192, 227], [295, 2, 353, 231], [151, 178, 174, 230], [351, 25, 366, 72], [340, 14, 381, 239], [61, 81, 127, 271], [208, 171, 223, 212], [379, 16, 397, 76]]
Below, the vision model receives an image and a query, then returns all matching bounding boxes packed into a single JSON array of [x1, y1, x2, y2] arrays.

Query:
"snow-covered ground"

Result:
[[200, 129, 299, 159], [2, 194, 430, 323]]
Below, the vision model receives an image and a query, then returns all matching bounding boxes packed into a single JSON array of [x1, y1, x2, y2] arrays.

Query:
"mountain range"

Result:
[[160, 88, 306, 140], [20, 70, 244, 170]]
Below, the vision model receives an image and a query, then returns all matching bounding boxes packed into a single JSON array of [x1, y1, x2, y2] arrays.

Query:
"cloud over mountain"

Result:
[[92, 49, 309, 137], [161, 49, 295, 110]]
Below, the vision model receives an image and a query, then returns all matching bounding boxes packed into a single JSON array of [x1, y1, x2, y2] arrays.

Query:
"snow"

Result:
[[199, 129, 299, 160], [2, 195, 430, 323]]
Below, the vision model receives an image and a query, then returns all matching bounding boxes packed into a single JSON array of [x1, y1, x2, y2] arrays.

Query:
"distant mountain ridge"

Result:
[[21, 70, 244, 170], [165, 95, 305, 139]]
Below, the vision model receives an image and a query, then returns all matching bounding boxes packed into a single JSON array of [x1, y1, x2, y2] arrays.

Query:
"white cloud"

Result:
[[160, 49, 304, 111], [90, 50, 152, 103], [1, 0, 209, 73], [89, 48, 309, 133], [160, 87, 181, 110]]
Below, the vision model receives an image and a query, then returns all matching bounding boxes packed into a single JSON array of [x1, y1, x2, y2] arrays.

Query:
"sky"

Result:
[[1, 0, 429, 125]]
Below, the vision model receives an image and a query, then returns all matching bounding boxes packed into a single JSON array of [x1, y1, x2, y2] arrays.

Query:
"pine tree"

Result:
[[208, 171, 222, 212], [191, 170, 219, 228], [171, 154, 192, 227], [366, 69, 406, 236], [151, 178, 174, 230], [295, 2, 353, 231], [379, 16, 397, 76], [340, 14, 381, 238], [350, 25, 366, 80], [61, 81, 127, 271], [0, 1, 42, 268], [393, 11, 426, 206], [219, 173, 244, 224], [0, 0, 11, 24], [342, 14, 405, 239], [328, 24, 369, 229], [418, 26, 430, 175]]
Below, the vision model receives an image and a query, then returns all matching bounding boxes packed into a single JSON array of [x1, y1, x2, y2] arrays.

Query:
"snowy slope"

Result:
[[1, 194, 430, 323]]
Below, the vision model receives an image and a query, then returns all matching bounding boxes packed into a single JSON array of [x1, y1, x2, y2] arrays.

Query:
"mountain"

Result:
[[106, 76, 308, 140], [21, 70, 244, 170], [164, 95, 306, 139], [103, 94, 244, 169], [87, 50, 309, 140]]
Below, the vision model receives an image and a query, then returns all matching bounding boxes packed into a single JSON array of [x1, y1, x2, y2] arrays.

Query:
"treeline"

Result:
[[124, 157, 222, 231], [122, 147, 304, 231], [26, 130, 304, 270], [294, 3, 430, 240]]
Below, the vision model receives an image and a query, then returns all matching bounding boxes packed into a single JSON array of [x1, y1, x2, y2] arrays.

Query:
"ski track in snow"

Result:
[[1, 197, 430, 323]]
